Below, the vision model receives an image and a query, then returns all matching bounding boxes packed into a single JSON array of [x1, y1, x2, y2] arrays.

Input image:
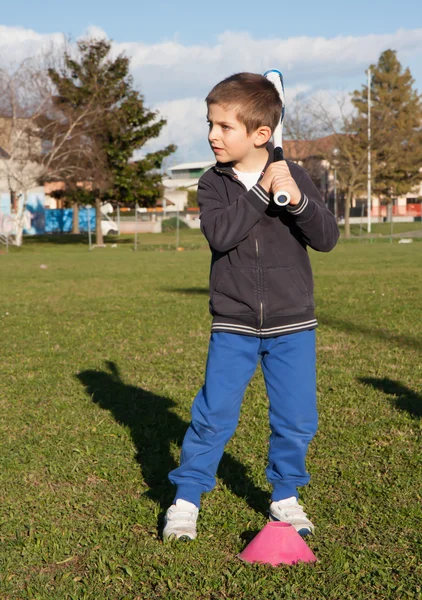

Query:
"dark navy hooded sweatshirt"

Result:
[[197, 143, 339, 337]]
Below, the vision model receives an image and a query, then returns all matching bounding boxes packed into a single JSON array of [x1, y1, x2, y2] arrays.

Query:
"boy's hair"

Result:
[[206, 72, 282, 134]]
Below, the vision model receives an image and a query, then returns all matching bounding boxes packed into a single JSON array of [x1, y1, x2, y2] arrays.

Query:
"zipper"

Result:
[[256, 237, 264, 329], [218, 166, 265, 330]]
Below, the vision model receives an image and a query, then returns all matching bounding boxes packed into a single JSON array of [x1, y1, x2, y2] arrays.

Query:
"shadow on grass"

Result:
[[24, 233, 90, 245], [360, 377, 421, 419], [318, 314, 421, 353], [76, 361, 268, 520], [23, 234, 130, 246]]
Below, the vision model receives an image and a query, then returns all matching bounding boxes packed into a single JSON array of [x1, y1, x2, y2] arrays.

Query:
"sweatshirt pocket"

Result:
[[263, 266, 312, 317], [210, 268, 257, 316]]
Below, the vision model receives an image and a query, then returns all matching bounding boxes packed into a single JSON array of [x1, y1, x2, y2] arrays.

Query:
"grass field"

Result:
[[15, 219, 422, 253], [341, 221, 422, 237], [1, 233, 421, 599]]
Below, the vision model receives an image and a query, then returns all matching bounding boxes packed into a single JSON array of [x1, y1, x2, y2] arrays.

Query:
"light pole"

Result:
[[334, 167, 337, 222], [367, 67, 372, 234]]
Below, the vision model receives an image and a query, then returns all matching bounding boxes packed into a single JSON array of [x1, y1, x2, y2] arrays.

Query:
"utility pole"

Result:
[[367, 67, 372, 234], [332, 147, 340, 222]]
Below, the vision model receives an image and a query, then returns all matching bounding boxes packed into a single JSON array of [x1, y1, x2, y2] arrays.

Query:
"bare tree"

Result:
[[308, 92, 367, 238], [0, 54, 108, 245], [0, 60, 51, 245], [284, 94, 327, 142], [283, 94, 335, 203]]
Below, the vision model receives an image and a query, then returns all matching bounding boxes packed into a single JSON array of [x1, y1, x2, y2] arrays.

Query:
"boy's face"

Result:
[[207, 103, 266, 166]]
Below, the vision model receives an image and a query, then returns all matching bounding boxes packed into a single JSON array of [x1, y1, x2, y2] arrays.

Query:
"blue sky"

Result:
[[1, 2, 422, 162], [2, 0, 422, 45]]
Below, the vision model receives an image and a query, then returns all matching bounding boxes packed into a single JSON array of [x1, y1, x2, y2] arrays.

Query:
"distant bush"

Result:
[[187, 189, 198, 208], [162, 217, 189, 232]]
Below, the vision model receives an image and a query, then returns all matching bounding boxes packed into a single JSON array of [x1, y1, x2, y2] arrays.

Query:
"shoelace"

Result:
[[275, 503, 309, 520], [284, 507, 307, 517], [168, 508, 197, 522]]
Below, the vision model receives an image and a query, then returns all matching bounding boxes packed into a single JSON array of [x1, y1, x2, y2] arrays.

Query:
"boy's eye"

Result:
[[222, 125, 230, 131]]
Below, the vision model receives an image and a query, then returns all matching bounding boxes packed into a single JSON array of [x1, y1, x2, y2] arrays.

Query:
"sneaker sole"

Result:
[[164, 533, 196, 542]]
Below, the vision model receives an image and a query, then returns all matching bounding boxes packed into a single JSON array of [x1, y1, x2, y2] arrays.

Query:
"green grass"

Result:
[[339, 221, 422, 237], [1, 236, 421, 599]]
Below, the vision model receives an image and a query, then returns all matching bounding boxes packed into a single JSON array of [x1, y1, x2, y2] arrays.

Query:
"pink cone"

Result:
[[238, 522, 317, 566]]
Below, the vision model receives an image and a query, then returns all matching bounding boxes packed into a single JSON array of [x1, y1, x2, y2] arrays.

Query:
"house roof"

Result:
[[170, 160, 215, 171], [157, 197, 175, 206], [283, 134, 337, 161], [162, 178, 200, 190], [168, 137, 339, 172]]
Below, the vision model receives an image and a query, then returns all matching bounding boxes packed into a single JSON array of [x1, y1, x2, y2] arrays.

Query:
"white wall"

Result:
[[163, 189, 188, 211]]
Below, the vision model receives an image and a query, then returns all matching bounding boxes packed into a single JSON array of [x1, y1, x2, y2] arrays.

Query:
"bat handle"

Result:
[[274, 189, 291, 206], [273, 146, 291, 206]]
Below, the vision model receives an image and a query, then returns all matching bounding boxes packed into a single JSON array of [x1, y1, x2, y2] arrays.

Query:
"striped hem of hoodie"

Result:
[[286, 194, 309, 215], [251, 184, 270, 205], [211, 318, 318, 337]]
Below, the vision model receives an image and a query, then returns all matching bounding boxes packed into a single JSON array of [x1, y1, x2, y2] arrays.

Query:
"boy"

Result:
[[163, 73, 339, 541]]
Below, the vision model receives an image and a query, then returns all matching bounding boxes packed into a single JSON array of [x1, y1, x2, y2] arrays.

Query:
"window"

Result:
[[172, 168, 205, 180]]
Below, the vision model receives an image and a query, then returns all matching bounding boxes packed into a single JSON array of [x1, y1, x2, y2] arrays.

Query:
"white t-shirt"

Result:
[[233, 168, 262, 191]]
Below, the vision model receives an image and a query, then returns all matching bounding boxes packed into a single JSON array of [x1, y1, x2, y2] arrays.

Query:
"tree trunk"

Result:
[[72, 202, 80, 234], [95, 197, 103, 246], [14, 192, 27, 247], [344, 190, 352, 239], [11, 190, 18, 212]]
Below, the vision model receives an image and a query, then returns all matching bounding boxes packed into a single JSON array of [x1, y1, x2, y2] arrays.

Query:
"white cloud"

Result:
[[117, 28, 422, 102], [0, 25, 65, 67], [148, 98, 210, 162], [1, 25, 421, 161], [78, 26, 108, 41]]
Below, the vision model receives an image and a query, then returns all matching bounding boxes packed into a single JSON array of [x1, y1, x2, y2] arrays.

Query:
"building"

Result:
[[283, 135, 422, 220], [161, 160, 215, 211], [0, 116, 45, 217]]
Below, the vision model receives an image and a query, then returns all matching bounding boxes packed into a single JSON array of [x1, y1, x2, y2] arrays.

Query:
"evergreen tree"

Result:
[[352, 50, 422, 204], [46, 38, 176, 243]]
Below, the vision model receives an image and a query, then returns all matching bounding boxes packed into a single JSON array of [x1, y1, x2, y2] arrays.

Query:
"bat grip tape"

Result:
[[273, 147, 291, 206]]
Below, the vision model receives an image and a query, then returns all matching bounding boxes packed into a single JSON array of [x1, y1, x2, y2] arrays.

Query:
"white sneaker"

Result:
[[269, 496, 314, 536], [163, 499, 199, 541]]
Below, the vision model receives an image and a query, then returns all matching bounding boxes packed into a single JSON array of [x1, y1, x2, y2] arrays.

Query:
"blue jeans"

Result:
[[169, 330, 317, 507]]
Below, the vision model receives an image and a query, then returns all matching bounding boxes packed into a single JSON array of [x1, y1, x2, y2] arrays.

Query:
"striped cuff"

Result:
[[286, 194, 309, 216], [245, 184, 271, 214]]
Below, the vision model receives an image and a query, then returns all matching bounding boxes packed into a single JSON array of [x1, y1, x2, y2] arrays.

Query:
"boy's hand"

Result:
[[260, 161, 301, 206]]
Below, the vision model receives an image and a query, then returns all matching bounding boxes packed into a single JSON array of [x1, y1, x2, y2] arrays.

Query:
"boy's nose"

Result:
[[208, 128, 219, 143]]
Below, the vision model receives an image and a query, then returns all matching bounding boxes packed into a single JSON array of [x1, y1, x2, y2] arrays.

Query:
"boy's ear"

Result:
[[253, 125, 272, 147]]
